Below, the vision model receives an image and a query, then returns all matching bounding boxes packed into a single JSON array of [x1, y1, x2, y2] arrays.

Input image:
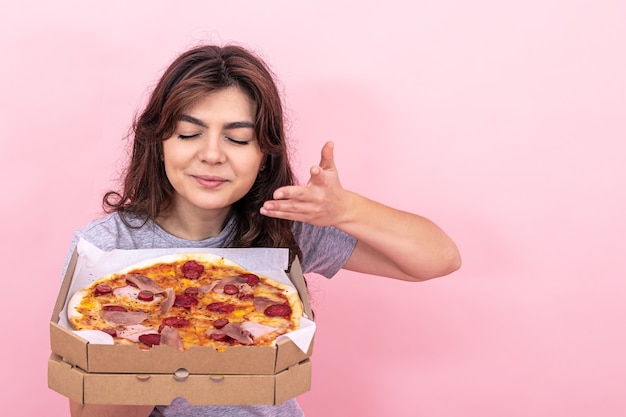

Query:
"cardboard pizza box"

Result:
[[49, 244, 315, 375], [48, 353, 312, 406]]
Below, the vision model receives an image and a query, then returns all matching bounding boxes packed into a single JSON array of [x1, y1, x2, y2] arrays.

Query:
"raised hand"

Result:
[[260, 141, 351, 227], [261, 141, 460, 281]]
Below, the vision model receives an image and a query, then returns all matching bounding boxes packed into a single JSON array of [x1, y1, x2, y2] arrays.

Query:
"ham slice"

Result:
[[198, 276, 254, 298], [112, 285, 141, 298], [116, 324, 155, 342], [160, 325, 184, 351], [221, 322, 253, 345], [101, 310, 149, 326], [206, 321, 279, 345], [160, 288, 176, 315], [253, 296, 281, 312], [211, 275, 248, 293], [240, 322, 278, 339], [125, 274, 165, 294], [238, 283, 253, 298], [112, 285, 159, 304], [198, 282, 218, 294]]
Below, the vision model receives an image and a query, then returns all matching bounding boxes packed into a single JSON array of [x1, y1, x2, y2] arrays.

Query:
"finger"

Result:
[[272, 185, 308, 201], [308, 165, 325, 186], [260, 200, 316, 221], [262, 199, 302, 214], [260, 206, 300, 221], [307, 142, 335, 186], [318, 141, 335, 170]]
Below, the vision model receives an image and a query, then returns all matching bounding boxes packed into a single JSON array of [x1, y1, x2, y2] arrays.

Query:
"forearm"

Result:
[[338, 191, 461, 281]]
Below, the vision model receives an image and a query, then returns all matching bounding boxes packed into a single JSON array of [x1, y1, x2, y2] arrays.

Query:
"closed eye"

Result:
[[178, 133, 201, 140], [227, 137, 251, 145]]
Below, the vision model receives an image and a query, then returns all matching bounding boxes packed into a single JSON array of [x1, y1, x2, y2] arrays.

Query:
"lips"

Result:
[[192, 175, 228, 189]]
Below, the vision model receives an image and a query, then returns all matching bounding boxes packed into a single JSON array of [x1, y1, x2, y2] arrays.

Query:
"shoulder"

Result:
[[291, 221, 357, 278], [61, 213, 157, 278], [74, 212, 149, 251], [292, 221, 353, 243]]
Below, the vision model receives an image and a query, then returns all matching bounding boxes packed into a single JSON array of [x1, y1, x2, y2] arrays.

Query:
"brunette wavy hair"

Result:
[[103, 44, 302, 262]]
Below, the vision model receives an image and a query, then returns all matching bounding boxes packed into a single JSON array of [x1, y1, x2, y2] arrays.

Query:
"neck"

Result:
[[156, 205, 231, 241]]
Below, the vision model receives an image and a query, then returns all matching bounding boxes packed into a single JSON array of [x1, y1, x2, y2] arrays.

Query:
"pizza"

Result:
[[67, 253, 303, 351]]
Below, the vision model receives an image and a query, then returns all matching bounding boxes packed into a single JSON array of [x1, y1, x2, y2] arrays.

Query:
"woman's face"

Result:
[[162, 86, 264, 219]]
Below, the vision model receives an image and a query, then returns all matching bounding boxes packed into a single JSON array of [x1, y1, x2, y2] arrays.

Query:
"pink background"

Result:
[[2, 1, 625, 416]]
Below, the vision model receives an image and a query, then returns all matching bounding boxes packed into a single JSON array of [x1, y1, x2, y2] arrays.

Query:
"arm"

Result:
[[70, 401, 154, 417], [260, 141, 461, 281]]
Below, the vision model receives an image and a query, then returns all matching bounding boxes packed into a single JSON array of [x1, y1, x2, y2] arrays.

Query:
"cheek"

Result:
[[240, 165, 261, 185], [162, 143, 188, 173], [249, 159, 265, 180], [235, 150, 264, 177], [161, 153, 185, 187]]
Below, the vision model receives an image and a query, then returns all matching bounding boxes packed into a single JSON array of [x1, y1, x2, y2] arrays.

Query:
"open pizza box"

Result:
[[49, 241, 315, 405]]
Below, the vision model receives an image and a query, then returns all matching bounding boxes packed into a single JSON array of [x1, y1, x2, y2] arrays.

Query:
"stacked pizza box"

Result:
[[48, 245, 315, 406]]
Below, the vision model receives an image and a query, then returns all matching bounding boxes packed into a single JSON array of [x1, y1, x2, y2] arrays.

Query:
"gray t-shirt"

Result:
[[64, 212, 357, 417]]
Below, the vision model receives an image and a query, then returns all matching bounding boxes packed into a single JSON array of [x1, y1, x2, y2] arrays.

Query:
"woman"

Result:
[[65, 44, 461, 417]]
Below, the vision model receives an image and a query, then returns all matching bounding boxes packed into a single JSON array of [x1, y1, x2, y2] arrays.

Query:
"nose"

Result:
[[198, 134, 226, 165]]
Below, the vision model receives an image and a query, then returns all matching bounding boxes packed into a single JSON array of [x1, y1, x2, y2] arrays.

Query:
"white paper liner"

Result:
[[62, 239, 315, 354], [73, 329, 115, 345]]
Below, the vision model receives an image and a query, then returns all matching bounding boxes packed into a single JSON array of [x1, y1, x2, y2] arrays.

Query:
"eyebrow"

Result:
[[179, 114, 255, 130]]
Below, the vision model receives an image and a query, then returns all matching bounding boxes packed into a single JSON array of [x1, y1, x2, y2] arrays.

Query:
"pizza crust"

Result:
[[115, 252, 239, 274], [280, 284, 303, 326], [67, 288, 88, 322]]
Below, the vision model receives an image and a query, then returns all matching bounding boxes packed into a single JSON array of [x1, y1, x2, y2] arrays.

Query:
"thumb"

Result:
[[318, 141, 336, 170]]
